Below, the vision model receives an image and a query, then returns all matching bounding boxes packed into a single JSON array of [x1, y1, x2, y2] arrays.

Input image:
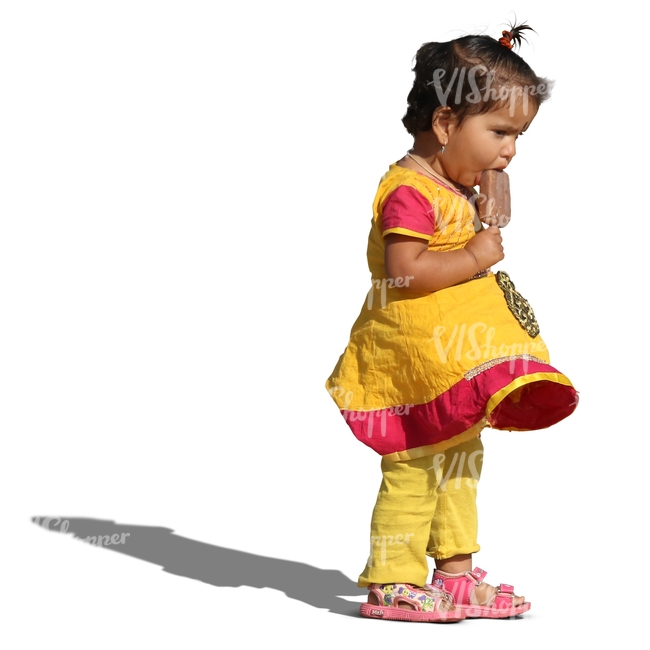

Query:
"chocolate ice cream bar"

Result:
[[477, 170, 510, 227]]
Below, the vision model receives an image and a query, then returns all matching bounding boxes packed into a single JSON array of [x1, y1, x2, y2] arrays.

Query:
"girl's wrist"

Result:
[[464, 248, 480, 275]]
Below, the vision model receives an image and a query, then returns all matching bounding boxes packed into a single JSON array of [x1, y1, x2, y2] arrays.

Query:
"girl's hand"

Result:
[[464, 226, 504, 271], [480, 213, 510, 228]]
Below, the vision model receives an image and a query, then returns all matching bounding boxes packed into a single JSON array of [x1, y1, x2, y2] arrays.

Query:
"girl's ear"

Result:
[[432, 106, 456, 146]]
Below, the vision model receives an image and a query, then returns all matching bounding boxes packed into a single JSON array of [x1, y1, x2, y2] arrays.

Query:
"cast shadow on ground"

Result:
[[31, 516, 362, 617]]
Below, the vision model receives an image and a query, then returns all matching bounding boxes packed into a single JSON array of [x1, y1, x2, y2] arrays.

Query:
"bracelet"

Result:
[[468, 269, 490, 281]]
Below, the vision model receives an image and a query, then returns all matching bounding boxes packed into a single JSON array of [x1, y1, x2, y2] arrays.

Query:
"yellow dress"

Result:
[[326, 164, 577, 461]]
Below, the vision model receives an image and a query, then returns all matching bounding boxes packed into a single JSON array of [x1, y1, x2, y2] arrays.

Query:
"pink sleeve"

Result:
[[381, 185, 435, 242]]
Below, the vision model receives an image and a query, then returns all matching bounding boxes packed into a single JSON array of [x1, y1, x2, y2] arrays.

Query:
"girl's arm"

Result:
[[384, 226, 504, 293]]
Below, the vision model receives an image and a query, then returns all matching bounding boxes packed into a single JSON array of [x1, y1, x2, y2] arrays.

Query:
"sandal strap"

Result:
[[368, 583, 444, 613], [432, 569, 480, 606], [433, 567, 518, 608], [480, 583, 517, 608], [468, 567, 488, 583]]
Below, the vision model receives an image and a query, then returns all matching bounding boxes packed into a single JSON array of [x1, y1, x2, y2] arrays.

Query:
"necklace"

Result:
[[405, 152, 448, 184], [406, 152, 468, 194]]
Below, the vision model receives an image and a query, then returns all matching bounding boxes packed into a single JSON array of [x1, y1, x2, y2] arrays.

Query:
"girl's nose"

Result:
[[503, 139, 517, 161]]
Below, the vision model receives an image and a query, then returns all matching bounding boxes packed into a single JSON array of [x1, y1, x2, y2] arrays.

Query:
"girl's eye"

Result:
[[494, 130, 507, 137]]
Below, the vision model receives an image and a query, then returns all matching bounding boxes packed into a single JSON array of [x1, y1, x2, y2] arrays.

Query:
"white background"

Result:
[[2, 1, 647, 647]]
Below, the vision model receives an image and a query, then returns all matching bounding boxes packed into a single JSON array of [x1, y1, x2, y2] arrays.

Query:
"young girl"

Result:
[[326, 23, 578, 623]]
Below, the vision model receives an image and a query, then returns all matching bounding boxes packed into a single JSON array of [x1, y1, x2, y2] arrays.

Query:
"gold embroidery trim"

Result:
[[464, 354, 547, 380]]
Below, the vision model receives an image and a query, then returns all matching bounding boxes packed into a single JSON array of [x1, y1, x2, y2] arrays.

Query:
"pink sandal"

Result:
[[431, 567, 531, 619], [360, 583, 465, 623]]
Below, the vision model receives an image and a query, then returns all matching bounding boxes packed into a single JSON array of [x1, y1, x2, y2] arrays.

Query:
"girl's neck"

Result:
[[399, 134, 465, 192], [405, 152, 450, 186], [408, 131, 440, 163]]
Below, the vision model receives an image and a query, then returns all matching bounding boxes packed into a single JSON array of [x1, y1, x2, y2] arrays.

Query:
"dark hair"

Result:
[[402, 23, 553, 136]]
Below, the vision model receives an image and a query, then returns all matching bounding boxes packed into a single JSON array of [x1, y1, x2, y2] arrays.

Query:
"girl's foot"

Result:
[[432, 567, 530, 618], [360, 583, 465, 622]]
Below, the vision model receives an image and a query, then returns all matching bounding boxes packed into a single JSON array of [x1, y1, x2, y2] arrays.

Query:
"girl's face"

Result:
[[435, 99, 538, 188]]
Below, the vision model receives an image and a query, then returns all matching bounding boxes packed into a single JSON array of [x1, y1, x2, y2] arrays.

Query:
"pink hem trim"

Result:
[[341, 359, 577, 455]]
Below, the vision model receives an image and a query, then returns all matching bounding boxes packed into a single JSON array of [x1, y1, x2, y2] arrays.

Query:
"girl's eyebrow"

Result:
[[491, 121, 531, 134], [491, 123, 520, 133]]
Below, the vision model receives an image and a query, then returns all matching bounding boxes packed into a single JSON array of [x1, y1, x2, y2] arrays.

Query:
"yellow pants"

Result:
[[358, 435, 484, 588]]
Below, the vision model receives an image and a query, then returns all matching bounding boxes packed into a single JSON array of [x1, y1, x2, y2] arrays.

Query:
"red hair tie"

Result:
[[498, 30, 514, 49]]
